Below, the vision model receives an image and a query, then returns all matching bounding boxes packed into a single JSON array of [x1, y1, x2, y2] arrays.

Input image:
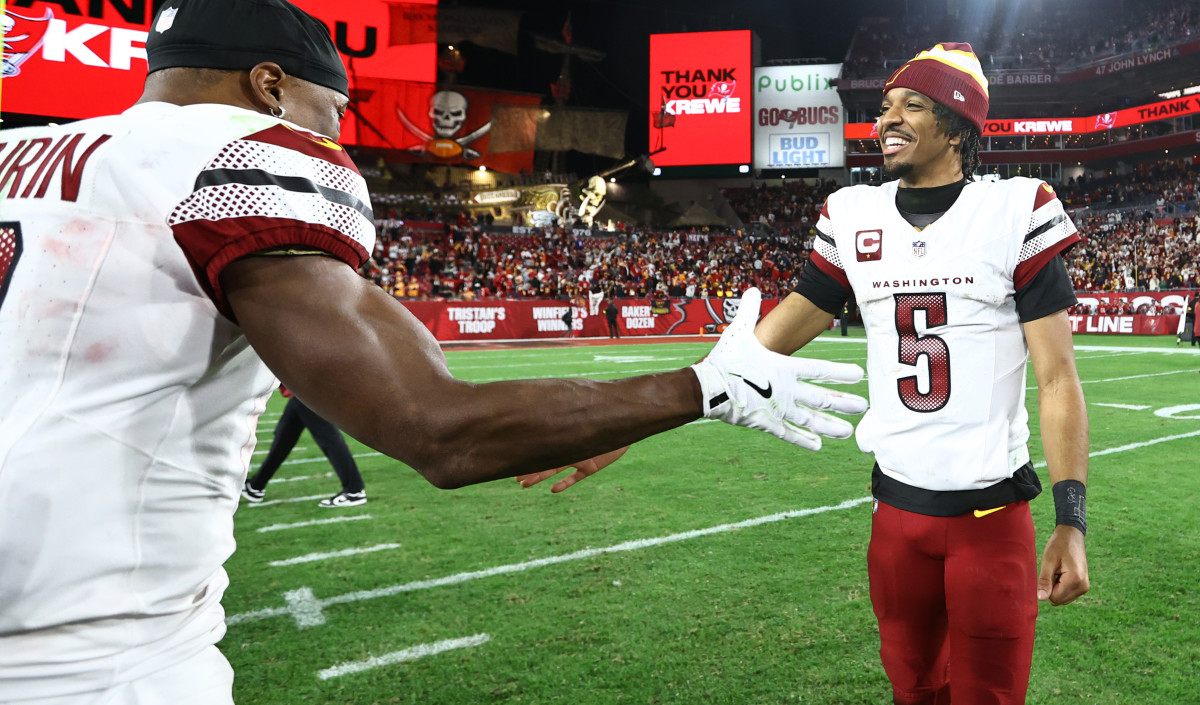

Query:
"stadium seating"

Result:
[[843, 0, 1199, 80]]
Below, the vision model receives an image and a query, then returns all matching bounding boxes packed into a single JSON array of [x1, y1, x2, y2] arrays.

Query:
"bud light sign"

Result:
[[753, 64, 845, 169], [767, 134, 832, 167]]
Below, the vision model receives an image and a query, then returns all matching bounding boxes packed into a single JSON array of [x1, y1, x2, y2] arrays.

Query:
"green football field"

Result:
[[223, 330, 1200, 704]]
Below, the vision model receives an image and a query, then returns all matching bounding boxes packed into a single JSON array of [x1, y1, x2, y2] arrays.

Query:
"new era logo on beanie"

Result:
[[884, 42, 989, 132], [146, 0, 348, 97]]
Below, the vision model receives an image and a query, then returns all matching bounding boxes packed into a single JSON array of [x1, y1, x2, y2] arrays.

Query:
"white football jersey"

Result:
[[0, 103, 372, 698], [811, 177, 1079, 492]]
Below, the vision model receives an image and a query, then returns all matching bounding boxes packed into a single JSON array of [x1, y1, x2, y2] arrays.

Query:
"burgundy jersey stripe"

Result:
[[1014, 232, 1080, 291], [810, 250, 850, 291], [172, 217, 368, 320], [241, 124, 358, 171], [1032, 181, 1058, 211]]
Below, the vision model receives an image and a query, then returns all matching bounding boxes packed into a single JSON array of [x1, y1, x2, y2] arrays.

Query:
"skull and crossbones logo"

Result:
[[397, 90, 491, 161]]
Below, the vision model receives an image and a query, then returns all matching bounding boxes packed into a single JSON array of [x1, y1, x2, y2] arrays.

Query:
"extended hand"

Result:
[[691, 288, 868, 450], [1037, 525, 1089, 605], [516, 446, 630, 493]]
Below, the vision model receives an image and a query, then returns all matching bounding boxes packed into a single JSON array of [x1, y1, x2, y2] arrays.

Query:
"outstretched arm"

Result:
[[754, 292, 837, 355], [519, 290, 866, 492], [224, 255, 702, 489], [1025, 309, 1090, 606]]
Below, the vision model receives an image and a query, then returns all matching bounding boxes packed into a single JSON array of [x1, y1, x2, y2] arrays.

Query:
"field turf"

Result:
[[223, 329, 1200, 704]]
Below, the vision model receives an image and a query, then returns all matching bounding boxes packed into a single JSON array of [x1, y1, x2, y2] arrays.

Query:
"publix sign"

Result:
[[753, 64, 845, 170]]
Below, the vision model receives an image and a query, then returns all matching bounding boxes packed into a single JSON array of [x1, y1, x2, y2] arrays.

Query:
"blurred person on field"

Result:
[[240, 387, 366, 508]]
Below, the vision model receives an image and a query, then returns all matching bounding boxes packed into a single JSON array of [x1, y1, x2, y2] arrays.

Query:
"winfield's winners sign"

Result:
[[753, 64, 845, 170]]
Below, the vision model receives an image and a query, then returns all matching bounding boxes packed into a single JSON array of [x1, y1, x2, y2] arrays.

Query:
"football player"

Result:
[[531, 43, 1090, 704], [0, 0, 866, 702]]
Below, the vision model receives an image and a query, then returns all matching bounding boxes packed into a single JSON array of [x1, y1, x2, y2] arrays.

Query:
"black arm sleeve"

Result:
[[794, 257, 852, 316], [1015, 254, 1078, 322]]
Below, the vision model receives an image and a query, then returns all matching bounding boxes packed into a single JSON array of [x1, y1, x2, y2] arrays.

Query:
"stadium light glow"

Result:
[[479, 166, 487, 172]]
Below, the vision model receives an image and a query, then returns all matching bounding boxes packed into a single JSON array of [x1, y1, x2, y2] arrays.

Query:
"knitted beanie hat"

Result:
[[883, 42, 989, 132]]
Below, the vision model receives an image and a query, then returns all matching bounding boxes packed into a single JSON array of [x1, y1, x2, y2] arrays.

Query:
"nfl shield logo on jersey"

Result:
[[912, 240, 926, 258], [156, 7, 178, 33]]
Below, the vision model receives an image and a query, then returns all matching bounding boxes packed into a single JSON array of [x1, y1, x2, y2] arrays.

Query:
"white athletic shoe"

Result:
[[318, 490, 367, 508], [690, 288, 869, 450], [241, 480, 265, 503]]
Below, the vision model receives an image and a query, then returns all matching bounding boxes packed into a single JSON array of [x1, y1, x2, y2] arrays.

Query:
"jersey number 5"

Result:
[[0, 222, 23, 310], [894, 293, 950, 413]]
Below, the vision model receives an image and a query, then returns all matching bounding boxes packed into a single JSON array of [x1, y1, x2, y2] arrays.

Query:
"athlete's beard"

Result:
[[883, 158, 913, 180]]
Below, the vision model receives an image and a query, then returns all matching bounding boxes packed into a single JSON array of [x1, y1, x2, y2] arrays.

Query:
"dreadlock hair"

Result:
[[932, 102, 981, 181]]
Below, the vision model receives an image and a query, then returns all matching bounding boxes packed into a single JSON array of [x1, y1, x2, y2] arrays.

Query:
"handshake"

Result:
[[519, 289, 867, 493], [691, 288, 867, 450]]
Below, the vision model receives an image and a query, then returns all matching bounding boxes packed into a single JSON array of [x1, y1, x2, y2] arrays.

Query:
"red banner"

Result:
[[401, 297, 782, 341], [1067, 315, 1181, 335], [1, 0, 435, 122], [1073, 290, 1196, 314], [351, 79, 539, 173], [397, 294, 1191, 340], [844, 95, 1200, 139]]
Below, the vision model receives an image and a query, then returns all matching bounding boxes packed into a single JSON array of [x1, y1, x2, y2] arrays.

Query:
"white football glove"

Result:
[[690, 288, 868, 450]]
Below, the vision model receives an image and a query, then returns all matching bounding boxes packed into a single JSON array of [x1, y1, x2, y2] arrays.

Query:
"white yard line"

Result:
[[245, 494, 331, 507], [316, 634, 491, 680], [1027, 368, 1199, 391], [1033, 428, 1200, 468], [268, 472, 336, 484], [459, 344, 1191, 385], [227, 497, 872, 628], [451, 356, 695, 372], [471, 366, 696, 383], [1073, 351, 1146, 361], [229, 423, 1199, 629], [1074, 345, 1200, 355], [1079, 369, 1200, 384], [1091, 403, 1152, 410], [281, 452, 383, 467], [252, 445, 306, 456], [269, 542, 402, 567], [257, 515, 373, 533]]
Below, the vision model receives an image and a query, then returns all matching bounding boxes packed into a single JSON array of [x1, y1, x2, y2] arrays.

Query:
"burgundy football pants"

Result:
[[868, 500, 1037, 705]]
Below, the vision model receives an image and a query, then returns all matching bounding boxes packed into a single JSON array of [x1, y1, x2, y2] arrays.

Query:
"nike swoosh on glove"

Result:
[[690, 288, 868, 450]]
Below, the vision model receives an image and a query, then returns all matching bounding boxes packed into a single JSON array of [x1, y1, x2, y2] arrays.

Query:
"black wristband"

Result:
[[1052, 479, 1087, 535]]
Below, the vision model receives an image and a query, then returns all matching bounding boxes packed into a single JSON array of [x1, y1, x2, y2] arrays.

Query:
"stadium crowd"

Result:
[[1066, 212, 1199, 297], [720, 179, 838, 234], [844, 0, 1199, 79], [1059, 158, 1199, 212], [365, 223, 810, 301], [362, 174, 1198, 305]]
